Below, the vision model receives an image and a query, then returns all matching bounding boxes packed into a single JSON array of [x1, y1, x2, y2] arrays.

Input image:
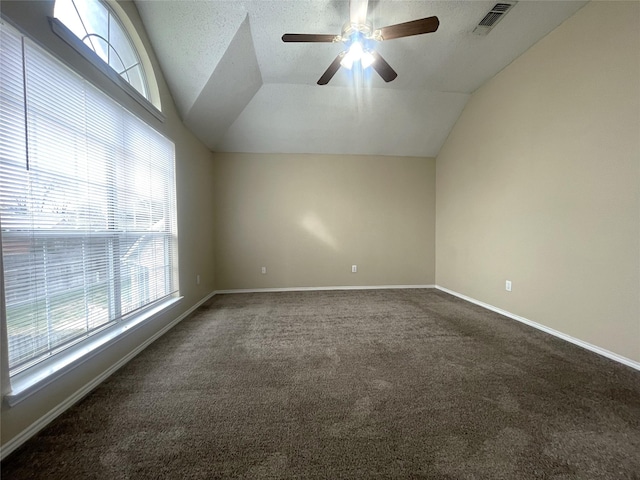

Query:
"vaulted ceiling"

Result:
[[135, 0, 587, 157]]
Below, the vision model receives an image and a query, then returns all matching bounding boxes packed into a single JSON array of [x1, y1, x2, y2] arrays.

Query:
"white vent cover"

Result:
[[473, 2, 517, 35]]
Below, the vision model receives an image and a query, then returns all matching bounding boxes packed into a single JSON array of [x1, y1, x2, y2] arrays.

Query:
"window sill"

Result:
[[4, 296, 182, 407]]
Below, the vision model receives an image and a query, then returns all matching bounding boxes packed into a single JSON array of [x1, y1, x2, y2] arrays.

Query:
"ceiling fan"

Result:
[[281, 0, 439, 85]]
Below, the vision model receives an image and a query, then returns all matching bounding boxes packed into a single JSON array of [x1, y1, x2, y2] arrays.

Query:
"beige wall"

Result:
[[214, 153, 436, 290], [435, 1, 640, 362], [0, 0, 216, 452]]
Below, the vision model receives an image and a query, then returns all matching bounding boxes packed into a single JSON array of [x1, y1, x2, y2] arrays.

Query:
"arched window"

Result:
[[53, 0, 160, 110]]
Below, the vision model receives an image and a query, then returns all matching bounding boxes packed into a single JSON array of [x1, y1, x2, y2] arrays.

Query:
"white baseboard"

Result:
[[435, 285, 640, 372], [215, 284, 436, 294], [1, 290, 216, 461]]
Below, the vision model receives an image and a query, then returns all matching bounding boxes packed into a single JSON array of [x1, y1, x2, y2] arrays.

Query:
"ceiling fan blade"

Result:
[[350, 0, 369, 25], [317, 53, 345, 85], [282, 33, 337, 42], [370, 51, 397, 82], [377, 16, 439, 40]]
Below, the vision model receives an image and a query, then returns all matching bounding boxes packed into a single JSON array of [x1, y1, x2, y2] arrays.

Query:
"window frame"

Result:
[[0, 18, 180, 405], [49, 7, 164, 121]]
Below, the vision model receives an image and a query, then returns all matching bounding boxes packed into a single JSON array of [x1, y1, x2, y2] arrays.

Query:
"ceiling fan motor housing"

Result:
[[340, 21, 375, 42]]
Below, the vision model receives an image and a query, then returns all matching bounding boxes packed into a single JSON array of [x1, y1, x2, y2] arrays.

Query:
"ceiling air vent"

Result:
[[473, 2, 517, 35]]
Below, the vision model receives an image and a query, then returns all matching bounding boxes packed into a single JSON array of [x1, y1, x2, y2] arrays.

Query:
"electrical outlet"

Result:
[[505, 280, 512, 292], [261, 266, 267, 274], [196, 274, 200, 285], [352, 265, 357, 273]]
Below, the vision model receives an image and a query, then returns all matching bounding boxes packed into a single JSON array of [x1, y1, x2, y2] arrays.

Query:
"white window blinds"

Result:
[[0, 21, 178, 375]]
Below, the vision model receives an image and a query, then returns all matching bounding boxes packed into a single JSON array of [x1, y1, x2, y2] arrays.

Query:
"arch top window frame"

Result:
[[50, 0, 163, 118]]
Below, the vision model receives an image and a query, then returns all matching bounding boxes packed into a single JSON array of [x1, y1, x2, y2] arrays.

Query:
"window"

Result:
[[0, 21, 178, 377], [54, 0, 148, 100]]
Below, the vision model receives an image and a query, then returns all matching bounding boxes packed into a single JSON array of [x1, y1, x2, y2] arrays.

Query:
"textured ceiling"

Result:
[[135, 0, 587, 157]]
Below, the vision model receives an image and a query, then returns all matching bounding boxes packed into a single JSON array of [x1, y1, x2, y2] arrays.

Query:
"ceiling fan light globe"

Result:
[[361, 51, 375, 69], [341, 41, 364, 70], [349, 41, 364, 59], [340, 54, 354, 70]]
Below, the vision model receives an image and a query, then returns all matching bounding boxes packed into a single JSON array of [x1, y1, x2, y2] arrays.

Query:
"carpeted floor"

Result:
[[2, 289, 639, 479]]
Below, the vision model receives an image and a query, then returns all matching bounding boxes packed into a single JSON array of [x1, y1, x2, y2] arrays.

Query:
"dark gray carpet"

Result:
[[2, 289, 639, 479]]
